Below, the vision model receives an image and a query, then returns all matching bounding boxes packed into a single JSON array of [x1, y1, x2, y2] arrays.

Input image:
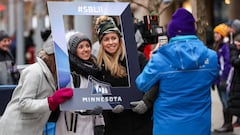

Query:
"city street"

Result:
[[212, 89, 240, 135]]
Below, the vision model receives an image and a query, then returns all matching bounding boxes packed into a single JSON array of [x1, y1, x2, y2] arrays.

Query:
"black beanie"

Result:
[[234, 33, 240, 42], [0, 30, 10, 41]]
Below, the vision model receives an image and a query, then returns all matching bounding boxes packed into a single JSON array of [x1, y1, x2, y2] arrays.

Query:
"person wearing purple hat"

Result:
[[167, 8, 196, 38], [135, 8, 219, 135]]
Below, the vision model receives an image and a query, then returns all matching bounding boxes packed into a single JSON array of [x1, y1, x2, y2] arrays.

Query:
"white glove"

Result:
[[130, 100, 148, 114], [112, 105, 124, 113]]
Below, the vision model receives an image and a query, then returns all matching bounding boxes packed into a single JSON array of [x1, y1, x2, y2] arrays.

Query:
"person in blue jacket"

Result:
[[135, 8, 219, 135]]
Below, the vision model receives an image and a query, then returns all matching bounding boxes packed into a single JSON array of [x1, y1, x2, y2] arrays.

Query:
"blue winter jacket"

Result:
[[135, 35, 219, 135]]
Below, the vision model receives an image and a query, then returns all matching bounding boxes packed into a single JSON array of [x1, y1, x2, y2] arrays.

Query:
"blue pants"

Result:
[[217, 84, 228, 110]]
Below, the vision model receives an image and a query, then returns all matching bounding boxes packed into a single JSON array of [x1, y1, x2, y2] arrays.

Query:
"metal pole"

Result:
[[33, 0, 45, 55], [16, 0, 24, 65], [8, 0, 15, 36]]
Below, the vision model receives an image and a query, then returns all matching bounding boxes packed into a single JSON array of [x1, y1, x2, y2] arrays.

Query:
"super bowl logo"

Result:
[[89, 76, 112, 95]]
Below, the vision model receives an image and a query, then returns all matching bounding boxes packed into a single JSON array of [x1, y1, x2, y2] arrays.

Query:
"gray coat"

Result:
[[0, 50, 15, 85], [0, 57, 57, 135]]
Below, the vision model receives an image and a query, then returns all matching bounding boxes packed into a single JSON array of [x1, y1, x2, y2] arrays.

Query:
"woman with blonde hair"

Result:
[[96, 15, 128, 87], [95, 15, 152, 135]]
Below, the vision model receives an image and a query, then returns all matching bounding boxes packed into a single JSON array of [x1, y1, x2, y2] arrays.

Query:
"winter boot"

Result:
[[214, 110, 233, 133]]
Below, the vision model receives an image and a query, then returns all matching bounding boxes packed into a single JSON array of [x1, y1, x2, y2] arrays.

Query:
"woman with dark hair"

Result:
[[213, 23, 233, 133], [56, 32, 104, 135]]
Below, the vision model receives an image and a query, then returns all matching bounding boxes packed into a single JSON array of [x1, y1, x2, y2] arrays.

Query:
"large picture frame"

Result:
[[47, 1, 142, 110]]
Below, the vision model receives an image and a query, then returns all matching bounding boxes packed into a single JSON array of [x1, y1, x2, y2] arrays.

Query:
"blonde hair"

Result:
[[96, 16, 127, 78], [97, 39, 127, 78], [38, 50, 57, 83]]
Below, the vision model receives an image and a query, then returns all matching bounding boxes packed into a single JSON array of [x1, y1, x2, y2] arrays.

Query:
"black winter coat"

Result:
[[102, 54, 153, 135], [228, 44, 240, 116]]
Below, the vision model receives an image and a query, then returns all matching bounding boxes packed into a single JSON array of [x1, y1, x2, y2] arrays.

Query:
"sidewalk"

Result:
[[211, 89, 240, 135]]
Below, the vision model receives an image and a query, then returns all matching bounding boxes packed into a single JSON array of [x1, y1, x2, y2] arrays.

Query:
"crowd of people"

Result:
[[0, 6, 240, 135]]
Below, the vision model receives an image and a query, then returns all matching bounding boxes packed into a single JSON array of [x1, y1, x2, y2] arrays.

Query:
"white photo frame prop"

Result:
[[47, 1, 143, 110]]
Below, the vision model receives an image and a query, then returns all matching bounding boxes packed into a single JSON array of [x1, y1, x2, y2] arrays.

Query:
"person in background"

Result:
[[9, 31, 17, 59], [133, 18, 152, 60], [24, 29, 36, 64], [212, 23, 233, 133], [0, 30, 19, 85], [135, 8, 219, 135], [225, 20, 240, 128], [95, 15, 153, 135], [56, 32, 105, 135], [130, 16, 162, 115], [41, 28, 52, 42], [0, 36, 73, 135], [228, 33, 240, 128]]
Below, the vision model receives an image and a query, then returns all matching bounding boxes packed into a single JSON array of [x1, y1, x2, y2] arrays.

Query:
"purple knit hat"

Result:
[[167, 8, 196, 38]]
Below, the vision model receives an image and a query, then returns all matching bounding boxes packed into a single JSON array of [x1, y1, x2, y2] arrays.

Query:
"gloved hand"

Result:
[[48, 88, 73, 111], [130, 100, 148, 114], [112, 105, 124, 113], [86, 106, 103, 115]]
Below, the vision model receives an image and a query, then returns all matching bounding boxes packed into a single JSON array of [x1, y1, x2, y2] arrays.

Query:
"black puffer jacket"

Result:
[[101, 53, 153, 135], [228, 44, 240, 116]]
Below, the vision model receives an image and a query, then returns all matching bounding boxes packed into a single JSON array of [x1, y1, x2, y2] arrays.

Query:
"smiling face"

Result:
[[76, 40, 91, 60], [214, 32, 222, 42], [101, 32, 120, 55], [0, 38, 11, 51]]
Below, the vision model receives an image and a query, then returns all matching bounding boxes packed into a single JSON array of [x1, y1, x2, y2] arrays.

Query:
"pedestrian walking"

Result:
[[227, 33, 240, 128]]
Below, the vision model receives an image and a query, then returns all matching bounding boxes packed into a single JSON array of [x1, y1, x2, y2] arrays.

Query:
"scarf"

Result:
[[68, 52, 101, 80]]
